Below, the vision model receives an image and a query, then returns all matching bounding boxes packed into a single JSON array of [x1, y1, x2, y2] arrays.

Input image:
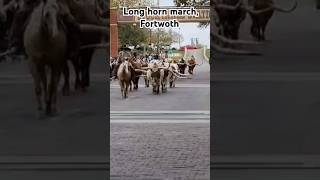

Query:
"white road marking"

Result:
[[110, 111, 210, 123], [213, 72, 320, 81]]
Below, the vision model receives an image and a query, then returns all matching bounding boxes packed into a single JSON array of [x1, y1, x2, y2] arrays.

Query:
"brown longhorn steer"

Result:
[[187, 59, 197, 75]]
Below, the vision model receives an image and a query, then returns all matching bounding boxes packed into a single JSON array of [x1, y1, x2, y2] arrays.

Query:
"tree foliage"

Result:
[[147, 29, 184, 47], [118, 25, 149, 46], [174, 0, 210, 27], [118, 26, 184, 48], [174, 0, 210, 7], [111, 0, 154, 8]]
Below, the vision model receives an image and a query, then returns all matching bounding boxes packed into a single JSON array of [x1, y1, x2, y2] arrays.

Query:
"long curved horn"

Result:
[[170, 69, 192, 79], [141, 67, 151, 70], [158, 67, 169, 69], [213, 31, 263, 45], [134, 69, 147, 74], [215, 0, 242, 10], [212, 32, 263, 55], [80, 43, 108, 49], [3, 0, 16, 11], [173, 70, 189, 76], [245, 0, 297, 14], [80, 24, 108, 34], [213, 43, 262, 55], [273, 0, 297, 13], [245, 6, 273, 14]]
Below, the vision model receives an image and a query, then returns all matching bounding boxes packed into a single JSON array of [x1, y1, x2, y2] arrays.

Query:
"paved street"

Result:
[[110, 49, 210, 111], [0, 49, 108, 173], [111, 49, 210, 179], [213, 0, 320, 177], [111, 123, 209, 180]]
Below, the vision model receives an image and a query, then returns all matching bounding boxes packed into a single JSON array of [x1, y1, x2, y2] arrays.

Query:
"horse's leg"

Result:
[[119, 80, 124, 98], [38, 64, 47, 110], [29, 60, 43, 113], [129, 80, 132, 91], [62, 60, 70, 96], [124, 81, 129, 98], [47, 66, 61, 115]]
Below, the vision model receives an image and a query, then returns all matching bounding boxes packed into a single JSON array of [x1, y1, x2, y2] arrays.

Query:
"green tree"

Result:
[[118, 25, 149, 46], [174, 0, 210, 7], [149, 29, 184, 48]]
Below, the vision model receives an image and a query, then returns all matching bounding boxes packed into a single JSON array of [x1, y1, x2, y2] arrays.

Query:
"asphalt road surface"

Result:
[[0, 49, 108, 177], [110, 49, 210, 179], [110, 49, 210, 111], [213, 0, 320, 178]]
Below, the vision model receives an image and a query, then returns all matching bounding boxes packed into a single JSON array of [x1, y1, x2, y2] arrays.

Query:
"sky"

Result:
[[156, 0, 210, 48]]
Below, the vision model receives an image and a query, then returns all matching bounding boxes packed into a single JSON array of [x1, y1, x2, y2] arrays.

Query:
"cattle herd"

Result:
[[0, 0, 107, 117], [0, 0, 298, 116], [213, 0, 297, 55], [110, 51, 197, 99]]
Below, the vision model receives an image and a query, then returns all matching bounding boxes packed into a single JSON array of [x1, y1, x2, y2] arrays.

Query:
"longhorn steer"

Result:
[[187, 59, 197, 75], [177, 58, 187, 74], [215, 0, 246, 40], [160, 68, 169, 93], [129, 57, 143, 90], [247, 0, 297, 41], [168, 63, 179, 88]]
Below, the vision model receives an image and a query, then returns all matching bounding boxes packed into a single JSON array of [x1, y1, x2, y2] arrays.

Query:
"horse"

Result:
[[117, 60, 132, 99], [24, 0, 67, 116]]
